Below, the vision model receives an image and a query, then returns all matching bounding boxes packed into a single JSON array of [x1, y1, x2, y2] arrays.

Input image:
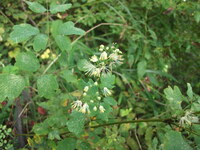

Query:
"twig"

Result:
[[134, 127, 142, 150], [0, 10, 14, 25], [21, 0, 37, 26], [72, 23, 124, 45]]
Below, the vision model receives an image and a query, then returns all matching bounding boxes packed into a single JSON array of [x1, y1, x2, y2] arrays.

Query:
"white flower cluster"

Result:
[[83, 44, 123, 77], [179, 111, 199, 126], [71, 84, 110, 114]]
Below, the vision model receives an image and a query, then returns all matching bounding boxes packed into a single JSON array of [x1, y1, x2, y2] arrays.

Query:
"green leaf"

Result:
[[163, 131, 192, 150], [15, 52, 40, 72], [33, 34, 48, 51], [48, 130, 61, 140], [57, 138, 77, 150], [33, 123, 49, 135], [25, 1, 46, 13], [77, 59, 89, 71], [59, 21, 85, 35], [100, 73, 115, 89], [60, 70, 77, 83], [137, 60, 147, 79], [194, 11, 200, 23], [55, 35, 71, 52], [164, 86, 185, 110], [104, 97, 117, 106], [51, 20, 63, 37], [10, 24, 39, 43], [187, 83, 193, 99], [50, 3, 72, 14], [37, 74, 59, 99], [0, 74, 25, 102], [67, 111, 85, 135]]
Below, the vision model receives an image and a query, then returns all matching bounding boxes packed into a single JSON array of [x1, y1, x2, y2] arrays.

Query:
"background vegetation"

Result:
[[0, 0, 200, 149]]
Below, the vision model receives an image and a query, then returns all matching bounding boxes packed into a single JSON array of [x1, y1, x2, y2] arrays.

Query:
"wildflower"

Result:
[[72, 100, 82, 109], [83, 93, 87, 96], [91, 68, 101, 77], [90, 55, 98, 62], [79, 103, 90, 114], [84, 86, 89, 92], [111, 46, 115, 49], [179, 111, 199, 126], [100, 51, 108, 60], [94, 82, 98, 85], [106, 47, 109, 50], [109, 53, 124, 64], [114, 49, 122, 54], [99, 45, 104, 51], [93, 106, 97, 111], [103, 87, 112, 96], [90, 100, 94, 103], [99, 105, 105, 113], [45, 49, 51, 54], [97, 97, 101, 100]]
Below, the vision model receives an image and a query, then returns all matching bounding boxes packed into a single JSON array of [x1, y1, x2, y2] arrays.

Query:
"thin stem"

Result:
[[89, 118, 169, 128], [72, 23, 124, 45]]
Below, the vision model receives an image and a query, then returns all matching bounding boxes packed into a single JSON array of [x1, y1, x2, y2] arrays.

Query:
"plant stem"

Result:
[[89, 118, 170, 128]]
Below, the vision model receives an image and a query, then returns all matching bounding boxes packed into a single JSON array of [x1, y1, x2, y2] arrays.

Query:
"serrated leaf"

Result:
[[187, 83, 193, 99], [48, 130, 61, 140], [100, 73, 115, 89], [57, 138, 77, 150], [37, 74, 59, 98], [50, 3, 72, 14], [10, 24, 39, 43], [33, 34, 48, 51], [67, 111, 85, 135], [55, 35, 71, 52], [137, 60, 147, 79], [59, 21, 85, 35], [104, 97, 117, 106], [163, 131, 192, 150], [15, 52, 40, 72], [164, 86, 184, 110], [26, 1, 46, 13], [0, 74, 25, 102]]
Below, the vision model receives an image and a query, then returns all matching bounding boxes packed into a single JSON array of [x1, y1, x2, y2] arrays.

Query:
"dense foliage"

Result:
[[0, 0, 200, 149]]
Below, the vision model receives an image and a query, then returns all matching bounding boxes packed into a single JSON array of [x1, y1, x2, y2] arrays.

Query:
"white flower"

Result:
[[97, 97, 101, 100], [106, 47, 109, 50], [90, 100, 94, 103], [83, 61, 101, 77], [99, 45, 104, 51], [103, 87, 112, 96], [109, 53, 119, 61], [100, 44, 104, 48], [80, 103, 90, 114], [93, 106, 97, 111], [91, 68, 101, 77], [71, 100, 82, 109], [99, 105, 105, 113], [90, 55, 98, 62], [179, 111, 199, 126], [84, 86, 89, 92], [114, 49, 122, 54], [94, 82, 98, 85], [111, 46, 115, 49], [83, 92, 87, 96], [100, 51, 108, 60]]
